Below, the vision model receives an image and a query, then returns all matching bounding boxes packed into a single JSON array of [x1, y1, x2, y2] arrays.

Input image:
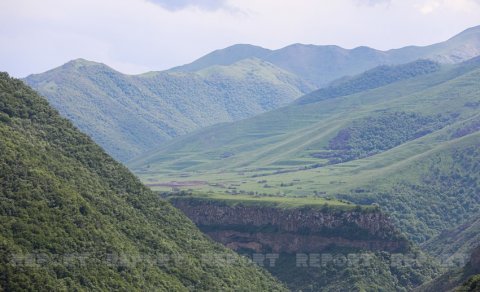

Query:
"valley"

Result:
[[2, 15, 480, 291]]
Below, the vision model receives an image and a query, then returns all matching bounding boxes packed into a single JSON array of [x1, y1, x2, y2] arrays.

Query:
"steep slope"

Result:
[[295, 59, 441, 105], [24, 58, 313, 162], [423, 214, 480, 264], [417, 245, 480, 292], [130, 56, 480, 245], [0, 73, 286, 291], [175, 25, 480, 87]]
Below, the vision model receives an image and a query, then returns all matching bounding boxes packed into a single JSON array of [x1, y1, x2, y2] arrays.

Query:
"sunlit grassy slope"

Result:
[[130, 57, 480, 243]]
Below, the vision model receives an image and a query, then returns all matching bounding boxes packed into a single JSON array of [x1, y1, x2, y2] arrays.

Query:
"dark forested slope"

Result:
[[0, 73, 286, 291]]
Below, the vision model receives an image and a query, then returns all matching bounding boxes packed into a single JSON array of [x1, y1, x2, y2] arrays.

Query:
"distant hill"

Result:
[[174, 25, 480, 87], [0, 72, 286, 290], [24, 58, 313, 162], [171, 44, 272, 72]]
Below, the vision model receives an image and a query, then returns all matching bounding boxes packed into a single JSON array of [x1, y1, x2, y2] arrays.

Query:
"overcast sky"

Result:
[[1, 0, 480, 77]]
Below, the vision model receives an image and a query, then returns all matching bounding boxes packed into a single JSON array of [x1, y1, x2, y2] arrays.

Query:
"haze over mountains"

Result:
[[24, 25, 480, 162], [173, 25, 480, 87]]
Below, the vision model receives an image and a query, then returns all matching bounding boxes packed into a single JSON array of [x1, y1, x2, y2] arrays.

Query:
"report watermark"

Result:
[[7, 251, 468, 269]]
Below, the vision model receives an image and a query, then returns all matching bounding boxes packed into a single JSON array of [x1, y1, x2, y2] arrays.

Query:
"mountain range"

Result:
[[24, 25, 480, 162], [173, 25, 480, 87], [24, 58, 313, 161]]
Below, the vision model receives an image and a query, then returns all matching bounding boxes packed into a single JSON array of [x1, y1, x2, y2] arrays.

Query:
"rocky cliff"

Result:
[[171, 197, 409, 253]]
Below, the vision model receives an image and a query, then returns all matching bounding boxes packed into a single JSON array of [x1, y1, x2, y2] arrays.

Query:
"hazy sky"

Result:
[[1, 0, 480, 77]]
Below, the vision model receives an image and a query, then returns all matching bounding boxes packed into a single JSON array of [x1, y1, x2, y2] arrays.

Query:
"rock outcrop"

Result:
[[171, 198, 409, 253]]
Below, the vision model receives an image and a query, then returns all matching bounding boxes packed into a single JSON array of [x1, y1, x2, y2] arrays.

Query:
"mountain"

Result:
[[24, 58, 314, 162], [172, 44, 272, 72], [0, 72, 286, 290], [22, 26, 480, 162], [175, 25, 480, 87], [129, 56, 480, 246]]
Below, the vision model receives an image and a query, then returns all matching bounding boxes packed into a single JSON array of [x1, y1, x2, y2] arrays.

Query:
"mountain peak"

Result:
[[171, 44, 271, 72], [447, 24, 480, 41], [64, 58, 105, 69]]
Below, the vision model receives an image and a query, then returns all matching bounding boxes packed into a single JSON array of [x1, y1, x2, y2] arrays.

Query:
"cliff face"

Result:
[[171, 198, 409, 253]]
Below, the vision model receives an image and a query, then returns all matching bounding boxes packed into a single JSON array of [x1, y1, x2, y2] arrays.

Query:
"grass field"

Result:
[[132, 61, 480, 198], [165, 192, 365, 210]]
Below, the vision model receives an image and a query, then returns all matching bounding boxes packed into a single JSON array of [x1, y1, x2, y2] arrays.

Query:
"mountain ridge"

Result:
[[174, 25, 480, 87], [24, 57, 314, 162]]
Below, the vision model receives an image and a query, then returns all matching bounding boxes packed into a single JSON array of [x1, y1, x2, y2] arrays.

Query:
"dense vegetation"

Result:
[[24, 58, 313, 161], [0, 73, 286, 291], [460, 274, 480, 291], [268, 251, 440, 292], [296, 60, 441, 105], [417, 246, 480, 291], [423, 214, 480, 263], [318, 111, 452, 164], [340, 136, 480, 243]]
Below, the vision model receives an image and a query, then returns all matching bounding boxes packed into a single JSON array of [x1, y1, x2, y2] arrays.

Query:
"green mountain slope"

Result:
[[417, 245, 480, 292], [175, 25, 480, 87], [22, 25, 480, 163], [423, 214, 480, 264], [0, 72, 286, 291], [295, 59, 441, 105], [24, 58, 313, 162], [129, 56, 480, 245]]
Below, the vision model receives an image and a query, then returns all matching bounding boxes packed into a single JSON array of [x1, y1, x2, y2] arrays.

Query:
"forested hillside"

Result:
[[24, 58, 313, 162], [0, 73, 286, 291]]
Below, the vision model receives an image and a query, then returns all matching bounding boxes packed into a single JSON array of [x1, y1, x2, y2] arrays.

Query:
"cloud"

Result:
[[415, 0, 441, 14], [354, 0, 391, 6], [1, 0, 480, 77], [414, 0, 480, 14], [146, 0, 229, 11]]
